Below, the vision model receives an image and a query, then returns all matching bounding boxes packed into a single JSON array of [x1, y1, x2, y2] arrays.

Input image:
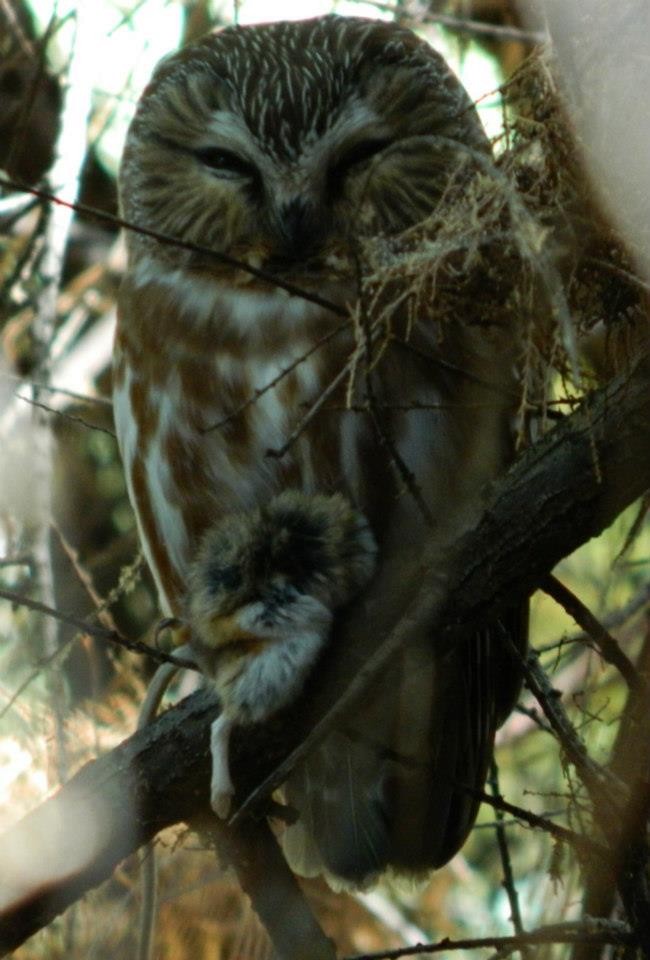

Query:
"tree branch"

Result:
[[541, 573, 644, 694], [342, 919, 633, 959], [1, 353, 649, 955]]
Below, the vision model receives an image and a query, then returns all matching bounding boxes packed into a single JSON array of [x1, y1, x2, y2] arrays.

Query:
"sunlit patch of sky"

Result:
[[27, 0, 503, 176]]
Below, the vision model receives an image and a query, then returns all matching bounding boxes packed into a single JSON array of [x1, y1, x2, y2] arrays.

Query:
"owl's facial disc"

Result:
[[192, 100, 395, 261], [121, 16, 490, 271]]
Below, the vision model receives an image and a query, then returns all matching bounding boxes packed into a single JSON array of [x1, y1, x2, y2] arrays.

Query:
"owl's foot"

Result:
[[210, 713, 234, 819]]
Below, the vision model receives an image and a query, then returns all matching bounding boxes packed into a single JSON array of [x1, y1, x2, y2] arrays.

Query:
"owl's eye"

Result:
[[329, 138, 392, 184], [194, 146, 259, 181]]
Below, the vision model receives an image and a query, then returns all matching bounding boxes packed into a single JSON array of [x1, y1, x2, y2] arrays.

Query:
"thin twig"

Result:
[[389, 334, 519, 400], [345, 0, 545, 43], [52, 524, 119, 634], [542, 574, 644, 694], [513, 702, 553, 734], [265, 361, 352, 460], [0, 588, 196, 669], [586, 257, 650, 294], [0, 637, 76, 721], [535, 581, 650, 656], [489, 762, 530, 959], [0, 369, 113, 406], [29, 1, 98, 796], [343, 920, 633, 960], [0, 555, 32, 568], [423, 12, 545, 45], [514, 645, 625, 805], [365, 401, 434, 525], [15, 393, 116, 437], [469, 785, 607, 862], [353, 245, 434, 526], [0, 175, 346, 317], [320, 398, 513, 412], [615, 493, 650, 561], [202, 320, 348, 433]]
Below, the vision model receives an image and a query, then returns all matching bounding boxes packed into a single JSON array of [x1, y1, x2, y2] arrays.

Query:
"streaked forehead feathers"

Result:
[[152, 16, 420, 160]]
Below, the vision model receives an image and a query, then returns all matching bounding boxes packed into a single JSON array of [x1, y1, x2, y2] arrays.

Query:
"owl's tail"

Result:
[[281, 606, 526, 886], [281, 727, 392, 889]]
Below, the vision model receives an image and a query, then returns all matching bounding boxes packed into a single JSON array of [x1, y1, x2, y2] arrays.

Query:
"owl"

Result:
[[114, 15, 525, 885]]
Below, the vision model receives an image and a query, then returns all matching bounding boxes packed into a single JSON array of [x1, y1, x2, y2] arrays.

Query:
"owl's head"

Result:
[[120, 16, 488, 276]]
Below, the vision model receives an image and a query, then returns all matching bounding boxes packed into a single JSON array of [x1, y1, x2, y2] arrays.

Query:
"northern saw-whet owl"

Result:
[[114, 15, 526, 885]]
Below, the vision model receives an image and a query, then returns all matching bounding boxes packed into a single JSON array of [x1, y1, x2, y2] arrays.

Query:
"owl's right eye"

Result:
[[194, 146, 259, 181]]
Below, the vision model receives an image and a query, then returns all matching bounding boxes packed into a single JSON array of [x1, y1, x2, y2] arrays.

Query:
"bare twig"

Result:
[[542, 574, 644, 694], [0, 369, 113, 406], [28, 2, 98, 799], [514, 646, 624, 805], [265, 361, 352, 460], [343, 919, 633, 959], [347, 1, 546, 45], [0, 174, 346, 317], [469, 785, 607, 862], [353, 243, 435, 526], [0, 555, 32, 568], [423, 13, 545, 46], [489, 762, 530, 959], [202, 320, 348, 433], [0, 588, 195, 670], [15, 392, 116, 436], [52, 525, 119, 634], [0, 638, 75, 721], [616, 493, 650, 560], [535, 581, 650, 656]]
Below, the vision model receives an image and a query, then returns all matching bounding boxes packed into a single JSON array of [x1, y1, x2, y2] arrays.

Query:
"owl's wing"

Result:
[[281, 601, 528, 886]]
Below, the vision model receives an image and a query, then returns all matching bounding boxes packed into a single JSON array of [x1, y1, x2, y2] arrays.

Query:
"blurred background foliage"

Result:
[[0, 1, 648, 958]]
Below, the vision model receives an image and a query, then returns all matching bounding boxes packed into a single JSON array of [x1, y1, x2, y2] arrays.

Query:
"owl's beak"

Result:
[[275, 196, 324, 260]]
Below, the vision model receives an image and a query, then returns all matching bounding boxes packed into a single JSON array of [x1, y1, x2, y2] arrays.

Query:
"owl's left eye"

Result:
[[328, 137, 392, 184], [194, 146, 259, 181]]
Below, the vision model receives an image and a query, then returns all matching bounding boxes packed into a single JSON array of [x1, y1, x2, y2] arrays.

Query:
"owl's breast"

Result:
[[114, 258, 514, 614], [113, 265, 363, 612]]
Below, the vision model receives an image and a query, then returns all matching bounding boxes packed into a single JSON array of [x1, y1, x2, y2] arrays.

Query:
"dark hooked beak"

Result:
[[274, 196, 325, 260]]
